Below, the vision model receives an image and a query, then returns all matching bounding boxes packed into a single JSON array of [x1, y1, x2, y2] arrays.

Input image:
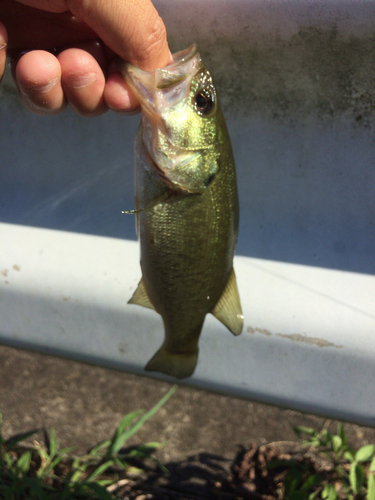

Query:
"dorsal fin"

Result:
[[211, 267, 244, 336], [128, 278, 155, 310]]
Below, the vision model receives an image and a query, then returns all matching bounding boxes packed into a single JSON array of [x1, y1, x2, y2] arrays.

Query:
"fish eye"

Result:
[[194, 89, 214, 116]]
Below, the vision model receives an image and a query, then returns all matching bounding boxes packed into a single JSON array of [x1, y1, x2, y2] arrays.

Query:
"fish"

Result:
[[121, 44, 243, 379]]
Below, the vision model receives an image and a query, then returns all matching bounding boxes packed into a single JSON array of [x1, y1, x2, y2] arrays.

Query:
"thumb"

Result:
[[66, 0, 172, 70]]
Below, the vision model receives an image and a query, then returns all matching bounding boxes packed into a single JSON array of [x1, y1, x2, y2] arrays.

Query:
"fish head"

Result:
[[123, 45, 222, 193]]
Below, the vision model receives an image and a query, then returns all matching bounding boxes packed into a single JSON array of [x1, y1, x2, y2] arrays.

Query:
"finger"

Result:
[[59, 39, 108, 72], [67, 0, 172, 70], [0, 21, 7, 82], [15, 50, 66, 115], [104, 62, 140, 114], [61, 41, 141, 113], [58, 47, 106, 116]]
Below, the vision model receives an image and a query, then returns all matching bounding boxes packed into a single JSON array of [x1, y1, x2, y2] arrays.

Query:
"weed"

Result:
[[0, 384, 177, 499], [279, 423, 375, 500]]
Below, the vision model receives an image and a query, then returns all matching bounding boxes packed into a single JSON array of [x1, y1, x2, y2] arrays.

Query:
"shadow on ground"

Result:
[[112, 448, 254, 499]]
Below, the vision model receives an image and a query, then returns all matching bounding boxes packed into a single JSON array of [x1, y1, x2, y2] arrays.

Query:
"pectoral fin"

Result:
[[122, 190, 171, 215], [211, 267, 244, 336], [128, 278, 155, 310]]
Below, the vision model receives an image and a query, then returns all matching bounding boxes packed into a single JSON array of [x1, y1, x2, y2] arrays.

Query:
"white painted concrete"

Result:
[[1, 223, 374, 425]]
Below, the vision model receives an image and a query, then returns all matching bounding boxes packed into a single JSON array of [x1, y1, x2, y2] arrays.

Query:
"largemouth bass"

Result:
[[122, 44, 243, 379]]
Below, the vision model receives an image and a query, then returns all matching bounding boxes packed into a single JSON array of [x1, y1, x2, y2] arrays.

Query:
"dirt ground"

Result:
[[95, 440, 361, 499], [1, 344, 375, 499]]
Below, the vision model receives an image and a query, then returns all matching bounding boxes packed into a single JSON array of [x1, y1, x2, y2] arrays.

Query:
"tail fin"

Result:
[[145, 346, 198, 379]]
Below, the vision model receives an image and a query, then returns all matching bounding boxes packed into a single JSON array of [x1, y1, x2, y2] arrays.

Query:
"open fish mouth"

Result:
[[120, 45, 202, 111], [119, 45, 207, 126], [155, 44, 201, 89]]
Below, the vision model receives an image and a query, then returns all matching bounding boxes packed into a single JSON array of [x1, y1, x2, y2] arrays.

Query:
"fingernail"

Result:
[[167, 51, 174, 66], [19, 76, 60, 95], [63, 72, 98, 89]]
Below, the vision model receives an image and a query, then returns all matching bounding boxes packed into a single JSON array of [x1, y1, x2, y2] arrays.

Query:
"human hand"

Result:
[[0, 0, 172, 116]]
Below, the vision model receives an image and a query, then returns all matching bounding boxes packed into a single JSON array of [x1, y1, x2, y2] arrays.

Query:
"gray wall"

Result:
[[1, 0, 375, 274]]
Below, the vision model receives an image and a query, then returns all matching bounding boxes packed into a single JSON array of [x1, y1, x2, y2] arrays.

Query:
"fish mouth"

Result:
[[154, 44, 200, 89], [119, 44, 203, 114]]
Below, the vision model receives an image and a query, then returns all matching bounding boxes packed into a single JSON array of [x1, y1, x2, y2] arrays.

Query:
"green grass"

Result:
[[0, 384, 177, 500], [2, 388, 375, 500], [274, 423, 375, 500]]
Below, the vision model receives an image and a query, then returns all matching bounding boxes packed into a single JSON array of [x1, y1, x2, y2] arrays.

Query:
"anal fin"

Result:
[[211, 267, 244, 336], [128, 278, 155, 310]]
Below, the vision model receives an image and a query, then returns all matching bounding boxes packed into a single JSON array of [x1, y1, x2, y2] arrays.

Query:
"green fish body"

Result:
[[123, 45, 243, 379]]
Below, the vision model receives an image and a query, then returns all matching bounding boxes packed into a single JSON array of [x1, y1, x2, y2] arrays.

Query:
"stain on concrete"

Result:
[[118, 342, 127, 353], [276, 332, 343, 348], [167, 24, 375, 127], [247, 326, 272, 336], [213, 27, 375, 125], [247, 325, 342, 348]]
